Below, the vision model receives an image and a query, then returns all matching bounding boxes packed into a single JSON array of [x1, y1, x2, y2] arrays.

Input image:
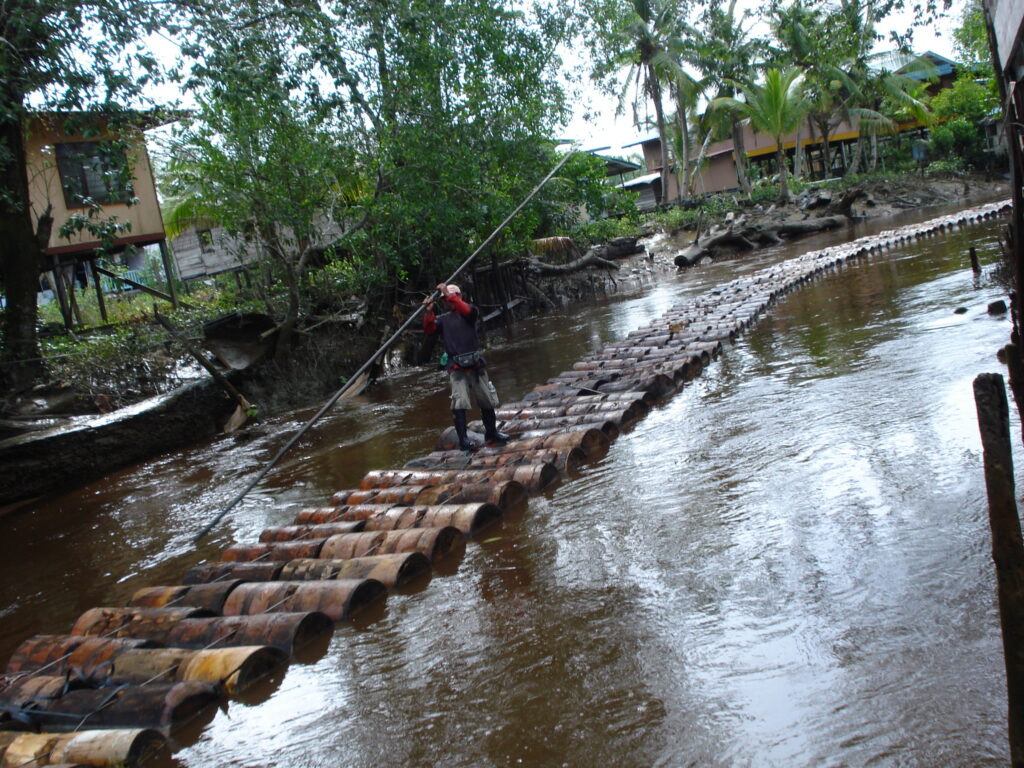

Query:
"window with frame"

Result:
[[54, 141, 133, 208]]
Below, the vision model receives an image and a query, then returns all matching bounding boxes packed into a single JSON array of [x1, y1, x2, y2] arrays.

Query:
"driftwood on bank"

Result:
[[675, 214, 848, 268], [522, 236, 642, 276], [522, 250, 620, 275]]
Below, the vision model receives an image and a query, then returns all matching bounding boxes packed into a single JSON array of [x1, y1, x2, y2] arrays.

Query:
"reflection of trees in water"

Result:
[[745, 222, 1002, 374]]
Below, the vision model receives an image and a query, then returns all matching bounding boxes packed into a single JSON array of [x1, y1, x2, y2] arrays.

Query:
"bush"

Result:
[[925, 157, 966, 174], [570, 216, 643, 245]]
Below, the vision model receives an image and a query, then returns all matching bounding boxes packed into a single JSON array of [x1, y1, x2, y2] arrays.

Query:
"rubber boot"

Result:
[[481, 408, 509, 445], [452, 409, 474, 451]]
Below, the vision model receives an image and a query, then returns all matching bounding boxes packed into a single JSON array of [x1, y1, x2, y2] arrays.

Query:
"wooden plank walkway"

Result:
[[0, 200, 1010, 767]]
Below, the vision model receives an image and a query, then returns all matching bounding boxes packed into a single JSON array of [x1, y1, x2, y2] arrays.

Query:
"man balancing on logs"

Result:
[[422, 282, 509, 451]]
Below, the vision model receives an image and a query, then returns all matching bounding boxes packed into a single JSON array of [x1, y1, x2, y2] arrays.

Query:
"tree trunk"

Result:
[[776, 144, 790, 205], [847, 136, 864, 176], [675, 100, 691, 202], [731, 118, 751, 196], [793, 122, 804, 180], [0, 107, 45, 391], [648, 65, 671, 206], [815, 116, 832, 180]]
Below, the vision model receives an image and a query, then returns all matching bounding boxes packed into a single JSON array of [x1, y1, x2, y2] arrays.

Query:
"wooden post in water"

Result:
[[971, 247, 982, 275], [1005, 344, 1024, 448], [973, 372, 1024, 768]]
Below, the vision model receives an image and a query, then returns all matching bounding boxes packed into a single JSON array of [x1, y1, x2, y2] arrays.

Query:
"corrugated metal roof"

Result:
[[616, 171, 661, 188]]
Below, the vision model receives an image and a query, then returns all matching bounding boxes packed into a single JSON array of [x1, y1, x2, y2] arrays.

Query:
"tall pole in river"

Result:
[[973, 372, 1024, 767], [192, 147, 579, 543]]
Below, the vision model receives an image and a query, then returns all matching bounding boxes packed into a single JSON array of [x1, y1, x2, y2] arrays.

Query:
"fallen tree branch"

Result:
[[675, 215, 848, 267], [521, 249, 620, 275]]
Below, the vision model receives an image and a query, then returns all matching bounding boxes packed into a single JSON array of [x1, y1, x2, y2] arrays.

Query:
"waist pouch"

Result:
[[451, 351, 485, 369]]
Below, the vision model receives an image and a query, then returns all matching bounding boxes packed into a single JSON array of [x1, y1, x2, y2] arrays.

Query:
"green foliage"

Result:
[[583, 0, 685, 199], [571, 215, 642, 245], [925, 156, 966, 174], [929, 74, 998, 123], [925, 73, 995, 167], [714, 67, 808, 201], [953, 0, 992, 71], [535, 152, 640, 236], [928, 119, 984, 163], [163, 0, 571, 327]]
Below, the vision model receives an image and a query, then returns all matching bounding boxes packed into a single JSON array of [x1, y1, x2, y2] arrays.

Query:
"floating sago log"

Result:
[[320, 503, 501, 535], [596, 372, 675, 396], [516, 389, 659, 406], [18, 681, 220, 732], [493, 405, 568, 420], [571, 358, 642, 371], [626, 359, 698, 385], [0, 674, 88, 710], [221, 539, 327, 562], [503, 422, 620, 442], [525, 382, 610, 398], [70, 609, 333, 653], [278, 553, 431, 588], [330, 484, 439, 506], [549, 369, 613, 382], [567, 399, 650, 418], [319, 527, 465, 564], [357, 464, 558, 494], [6, 640, 285, 695], [294, 505, 372, 524], [358, 504, 501, 535], [330, 480, 526, 510], [257, 521, 366, 542], [405, 447, 586, 474], [109, 646, 285, 695], [220, 579, 387, 622], [127, 580, 243, 613], [434, 424, 612, 453], [0, 728, 166, 768], [182, 561, 283, 585], [468, 412, 632, 435], [496, 399, 649, 420], [6, 636, 155, 676]]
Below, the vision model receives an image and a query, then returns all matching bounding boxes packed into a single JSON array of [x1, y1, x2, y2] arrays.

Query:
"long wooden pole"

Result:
[[973, 372, 1024, 767], [192, 148, 578, 543]]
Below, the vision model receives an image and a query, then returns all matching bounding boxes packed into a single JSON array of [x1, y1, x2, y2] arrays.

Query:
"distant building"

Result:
[[619, 50, 961, 207], [25, 111, 179, 324]]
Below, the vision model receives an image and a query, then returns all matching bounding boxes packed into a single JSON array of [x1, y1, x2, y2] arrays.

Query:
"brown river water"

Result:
[[0, 202, 1016, 766]]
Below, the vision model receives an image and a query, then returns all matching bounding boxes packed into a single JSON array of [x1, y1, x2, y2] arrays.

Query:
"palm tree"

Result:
[[714, 67, 809, 204], [660, 38, 707, 201], [684, 0, 766, 196], [590, 0, 686, 205]]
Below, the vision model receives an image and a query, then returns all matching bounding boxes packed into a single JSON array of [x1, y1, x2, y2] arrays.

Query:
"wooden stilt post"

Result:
[[89, 259, 108, 324], [973, 372, 1024, 768], [158, 239, 179, 309], [50, 256, 72, 329]]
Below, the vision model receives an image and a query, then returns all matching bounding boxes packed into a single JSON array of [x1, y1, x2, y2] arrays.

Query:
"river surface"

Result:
[[0, 202, 1016, 766]]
